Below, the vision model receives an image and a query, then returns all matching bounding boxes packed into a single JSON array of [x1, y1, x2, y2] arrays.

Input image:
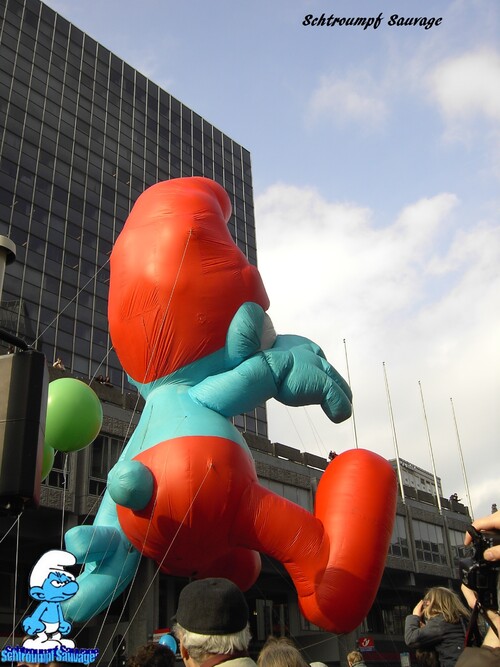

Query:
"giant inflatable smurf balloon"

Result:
[[64, 177, 397, 633]]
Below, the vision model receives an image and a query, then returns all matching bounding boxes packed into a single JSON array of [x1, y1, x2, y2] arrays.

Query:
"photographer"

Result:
[[455, 511, 500, 666], [464, 510, 500, 562], [404, 587, 470, 666], [457, 584, 500, 665]]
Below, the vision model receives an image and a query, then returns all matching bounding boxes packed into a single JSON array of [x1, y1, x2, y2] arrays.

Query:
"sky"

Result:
[[41, 0, 500, 520]]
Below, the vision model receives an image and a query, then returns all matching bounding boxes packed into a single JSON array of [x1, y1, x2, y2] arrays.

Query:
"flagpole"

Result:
[[383, 362, 405, 503], [418, 380, 442, 514], [343, 339, 359, 449], [450, 397, 474, 519]]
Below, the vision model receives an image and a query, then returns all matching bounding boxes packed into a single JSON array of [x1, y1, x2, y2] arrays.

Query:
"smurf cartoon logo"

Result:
[[0, 550, 99, 664], [23, 550, 78, 649]]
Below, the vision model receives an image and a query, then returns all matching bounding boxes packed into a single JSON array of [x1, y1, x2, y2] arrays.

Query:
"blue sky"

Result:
[[43, 0, 500, 519]]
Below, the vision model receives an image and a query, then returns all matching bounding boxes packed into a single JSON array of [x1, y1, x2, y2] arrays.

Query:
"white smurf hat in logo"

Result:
[[29, 549, 76, 588]]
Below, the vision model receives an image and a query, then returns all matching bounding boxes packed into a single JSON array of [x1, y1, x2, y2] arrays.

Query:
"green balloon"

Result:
[[45, 378, 103, 452], [41, 440, 55, 481]]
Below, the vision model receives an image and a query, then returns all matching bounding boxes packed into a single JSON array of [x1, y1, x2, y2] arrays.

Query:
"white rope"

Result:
[[120, 227, 193, 449], [80, 229, 194, 645], [33, 260, 110, 347], [10, 514, 21, 647], [96, 461, 215, 667], [24, 222, 199, 649], [0, 514, 20, 546], [59, 453, 68, 549]]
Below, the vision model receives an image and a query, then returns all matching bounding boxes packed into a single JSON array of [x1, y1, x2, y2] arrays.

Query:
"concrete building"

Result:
[[0, 0, 266, 437]]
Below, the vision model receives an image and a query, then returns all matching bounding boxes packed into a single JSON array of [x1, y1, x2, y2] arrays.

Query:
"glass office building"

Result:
[[0, 0, 267, 437]]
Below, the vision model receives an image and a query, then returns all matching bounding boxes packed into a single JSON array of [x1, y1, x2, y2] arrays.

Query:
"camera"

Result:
[[459, 525, 500, 610]]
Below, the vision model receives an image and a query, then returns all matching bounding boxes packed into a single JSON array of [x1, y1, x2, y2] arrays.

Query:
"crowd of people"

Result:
[[404, 586, 471, 666], [164, 509, 500, 667], [121, 636, 371, 667], [402, 509, 500, 667], [15, 511, 500, 667]]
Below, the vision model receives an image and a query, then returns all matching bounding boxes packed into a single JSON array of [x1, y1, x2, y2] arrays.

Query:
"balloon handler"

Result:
[[63, 177, 397, 633]]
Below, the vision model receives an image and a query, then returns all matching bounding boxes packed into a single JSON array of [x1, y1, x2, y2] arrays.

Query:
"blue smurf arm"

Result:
[[22, 602, 48, 635], [62, 496, 141, 622], [189, 304, 352, 423], [57, 605, 71, 635]]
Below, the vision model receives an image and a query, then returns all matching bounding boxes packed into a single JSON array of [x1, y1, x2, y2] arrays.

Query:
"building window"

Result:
[[43, 450, 69, 489], [389, 515, 410, 558], [252, 596, 289, 641], [89, 435, 123, 496], [449, 529, 469, 568], [359, 606, 384, 633], [413, 520, 447, 565], [258, 479, 311, 511], [299, 615, 320, 632], [381, 604, 412, 636]]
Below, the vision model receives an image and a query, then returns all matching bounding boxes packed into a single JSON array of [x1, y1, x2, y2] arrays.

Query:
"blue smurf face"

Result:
[[41, 571, 78, 601]]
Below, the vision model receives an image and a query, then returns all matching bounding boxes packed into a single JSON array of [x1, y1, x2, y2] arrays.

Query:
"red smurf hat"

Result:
[[108, 177, 270, 384]]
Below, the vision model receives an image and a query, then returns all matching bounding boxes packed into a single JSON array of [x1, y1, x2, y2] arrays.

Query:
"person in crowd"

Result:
[[346, 650, 366, 667], [415, 648, 440, 667], [309, 662, 328, 667], [257, 636, 309, 667], [404, 586, 470, 667], [464, 509, 500, 561], [455, 509, 500, 666], [126, 643, 175, 667], [173, 577, 256, 667], [457, 584, 500, 666]]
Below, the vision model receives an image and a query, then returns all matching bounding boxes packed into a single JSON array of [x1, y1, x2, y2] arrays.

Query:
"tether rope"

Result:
[[72, 228, 194, 645], [95, 462, 214, 667]]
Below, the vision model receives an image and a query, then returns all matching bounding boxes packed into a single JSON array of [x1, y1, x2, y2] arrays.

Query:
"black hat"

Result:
[[174, 578, 249, 635]]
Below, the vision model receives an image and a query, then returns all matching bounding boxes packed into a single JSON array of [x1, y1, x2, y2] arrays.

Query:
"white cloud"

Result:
[[307, 71, 388, 128], [255, 184, 500, 519], [306, 46, 500, 179], [429, 49, 500, 123], [425, 48, 500, 160], [256, 185, 458, 339]]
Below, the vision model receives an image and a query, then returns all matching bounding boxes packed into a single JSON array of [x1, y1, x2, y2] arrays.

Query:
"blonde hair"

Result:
[[423, 586, 470, 623], [257, 637, 309, 667], [347, 651, 364, 666]]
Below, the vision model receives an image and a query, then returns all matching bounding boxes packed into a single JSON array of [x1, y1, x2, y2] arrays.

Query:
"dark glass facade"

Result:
[[0, 0, 266, 437]]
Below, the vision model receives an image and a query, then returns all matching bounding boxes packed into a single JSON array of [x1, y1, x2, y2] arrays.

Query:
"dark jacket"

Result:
[[405, 614, 466, 667]]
